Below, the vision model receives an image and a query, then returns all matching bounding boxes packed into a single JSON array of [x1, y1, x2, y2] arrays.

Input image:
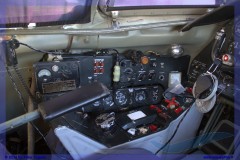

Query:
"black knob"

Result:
[[138, 73, 146, 81], [148, 72, 156, 80]]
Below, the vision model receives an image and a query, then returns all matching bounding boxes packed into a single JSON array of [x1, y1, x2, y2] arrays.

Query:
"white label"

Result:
[[127, 111, 146, 120], [168, 72, 181, 88]]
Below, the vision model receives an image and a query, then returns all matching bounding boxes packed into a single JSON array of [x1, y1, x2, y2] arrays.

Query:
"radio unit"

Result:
[[34, 61, 80, 94]]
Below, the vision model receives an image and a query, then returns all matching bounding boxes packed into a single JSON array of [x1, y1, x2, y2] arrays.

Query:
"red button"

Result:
[[223, 55, 229, 61]]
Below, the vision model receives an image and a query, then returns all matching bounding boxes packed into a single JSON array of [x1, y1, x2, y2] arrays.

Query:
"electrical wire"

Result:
[[154, 107, 191, 155], [17, 42, 63, 55], [6, 67, 67, 160], [99, 48, 119, 61], [108, 48, 119, 58]]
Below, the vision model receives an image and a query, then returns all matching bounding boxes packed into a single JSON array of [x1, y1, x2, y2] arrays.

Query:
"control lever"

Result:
[[207, 58, 222, 74], [211, 28, 226, 61], [0, 82, 110, 134]]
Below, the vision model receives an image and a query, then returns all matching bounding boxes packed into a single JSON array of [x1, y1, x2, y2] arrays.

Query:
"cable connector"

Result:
[[113, 61, 120, 82]]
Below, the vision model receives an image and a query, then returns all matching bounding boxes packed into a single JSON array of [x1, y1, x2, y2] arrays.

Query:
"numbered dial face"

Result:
[[38, 69, 51, 78], [135, 90, 147, 103], [114, 91, 128, 106], [103, 95, 114, 108]]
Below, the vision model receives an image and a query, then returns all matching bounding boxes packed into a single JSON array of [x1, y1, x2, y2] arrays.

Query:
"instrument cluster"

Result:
[[34, 50, 190, 112]]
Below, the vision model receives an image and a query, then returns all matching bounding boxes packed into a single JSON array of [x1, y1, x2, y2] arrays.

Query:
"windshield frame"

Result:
[[106, 0, 221, 11]]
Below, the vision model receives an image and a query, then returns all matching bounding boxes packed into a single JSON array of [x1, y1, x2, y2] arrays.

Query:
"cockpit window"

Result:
[[0, 0, 92, 28], [107, 0, 221, 11]]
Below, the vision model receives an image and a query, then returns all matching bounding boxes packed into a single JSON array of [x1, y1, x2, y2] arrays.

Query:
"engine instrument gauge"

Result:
[[135, 90, 147, 104], [114, 90, 129, 106], [103, 95, 114, 108]]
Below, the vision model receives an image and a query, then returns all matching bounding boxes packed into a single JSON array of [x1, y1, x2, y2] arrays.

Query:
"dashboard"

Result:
[[35, 51, 190, 112], [32, 48, 195, 148]]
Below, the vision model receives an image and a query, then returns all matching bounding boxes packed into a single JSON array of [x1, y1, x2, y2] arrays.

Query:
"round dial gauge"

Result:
[[103, 96, 114, 108], [38, 69, 51, 78], [114, 91, 128, 106], [135, 90, 147, 103]]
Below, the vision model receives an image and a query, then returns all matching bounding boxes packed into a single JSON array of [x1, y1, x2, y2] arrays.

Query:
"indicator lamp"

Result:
[[141, 56, 149, 65]]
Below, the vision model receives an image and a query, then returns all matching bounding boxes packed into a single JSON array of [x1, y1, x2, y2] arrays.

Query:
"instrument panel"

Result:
[[34, 50, 190, 112], [34, 61, 80, 94], [83, 85, 164, 112], [117, 51, 190, 89], [188, 20, 235, 101]]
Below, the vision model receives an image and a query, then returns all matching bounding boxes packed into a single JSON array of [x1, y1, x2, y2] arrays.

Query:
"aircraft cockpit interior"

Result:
[[0, 0, 239, 159]]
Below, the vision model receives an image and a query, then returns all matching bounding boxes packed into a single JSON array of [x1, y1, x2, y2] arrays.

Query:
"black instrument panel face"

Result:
[[34, 54, 114, 94], [117, 55, 190, 89], [188, 21, 235, 101], [81, 85, 164, 112], [34, 51, 190, 111], [188, 20, 235, 83], [34, 50, 193, 147], [75, 55, 114, 88], [51, 93, 194, 147], [34, 61, 80, 94]]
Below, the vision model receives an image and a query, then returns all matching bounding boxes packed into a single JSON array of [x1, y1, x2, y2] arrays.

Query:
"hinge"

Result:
[[111, 11, 119, 29]]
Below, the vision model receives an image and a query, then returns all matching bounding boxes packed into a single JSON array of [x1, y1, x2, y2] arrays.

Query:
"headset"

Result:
[[192, 27, 226, 113], [192, 59, 221, 113]]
